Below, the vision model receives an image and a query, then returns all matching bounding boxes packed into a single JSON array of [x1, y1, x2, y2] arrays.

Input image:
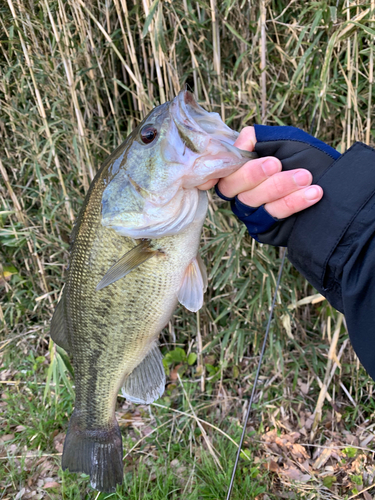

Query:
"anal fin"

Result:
[[50, 294, 70, 352], [122, 345, 165, 405], [177, 255, 207, 312]]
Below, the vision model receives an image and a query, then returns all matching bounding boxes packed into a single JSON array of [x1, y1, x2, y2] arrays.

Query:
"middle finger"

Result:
[[237, 169, 313, 208]]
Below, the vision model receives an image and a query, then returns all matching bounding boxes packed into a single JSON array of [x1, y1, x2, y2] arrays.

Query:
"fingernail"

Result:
[[293, 171, 311, 187], [304, 186, 321, 201], [261, 159, 280, 176]]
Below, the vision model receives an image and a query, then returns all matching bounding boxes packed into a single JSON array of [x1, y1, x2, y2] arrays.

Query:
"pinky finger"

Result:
[[265, 185, 323, 219], [197, 179, 218, 190]]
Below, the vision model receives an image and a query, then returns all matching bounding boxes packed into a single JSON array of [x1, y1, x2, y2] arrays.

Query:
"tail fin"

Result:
[[61, 410, 123, 492]]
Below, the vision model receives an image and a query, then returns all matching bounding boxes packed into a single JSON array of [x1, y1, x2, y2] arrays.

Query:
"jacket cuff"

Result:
[[288, 142, 375, 307]]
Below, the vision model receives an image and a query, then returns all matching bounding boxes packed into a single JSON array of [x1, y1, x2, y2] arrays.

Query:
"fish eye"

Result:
[[140, 125, 157, 145]]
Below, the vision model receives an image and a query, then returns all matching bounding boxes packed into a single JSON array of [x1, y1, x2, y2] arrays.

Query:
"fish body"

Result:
[[51, 90, 257, 491]]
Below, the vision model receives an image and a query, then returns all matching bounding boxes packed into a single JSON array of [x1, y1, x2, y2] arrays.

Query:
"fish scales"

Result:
[[51, 90, 257, 492], [66, 171, 204, 419]]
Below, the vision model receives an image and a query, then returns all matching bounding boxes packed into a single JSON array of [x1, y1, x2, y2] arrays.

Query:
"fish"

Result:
[[50, 89, 257, 492]]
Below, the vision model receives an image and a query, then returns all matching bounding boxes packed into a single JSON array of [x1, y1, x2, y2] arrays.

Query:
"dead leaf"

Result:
[[0, 369, 13, 381], [363, 492, 373, 500], [15, 488, 26, 500], [297, 379, 310, 395], [43, 481, 60, 489], [304, 414, 314, 431], [262, 429, 309, 462], [53, 432, 65, 453], [281, 466, 311, 483], [290, 443, 309, 462], [313, 447, 333, 470], [170, 364, 183, 381], [37, 459, 53, 476], [8, 443, 17, 454], [142, 426, 154, 436], [265, 460, 280, 472], [0, 433, 15, 443], [118, 410, 145, 428]]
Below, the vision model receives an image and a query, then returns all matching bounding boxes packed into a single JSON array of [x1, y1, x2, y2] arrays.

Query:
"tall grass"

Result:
[[1, 1, 375, 498]]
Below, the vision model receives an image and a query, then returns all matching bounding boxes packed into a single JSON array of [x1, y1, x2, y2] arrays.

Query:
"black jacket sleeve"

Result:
[[216, 124, 375, 379], [285, 142, 375, 380]]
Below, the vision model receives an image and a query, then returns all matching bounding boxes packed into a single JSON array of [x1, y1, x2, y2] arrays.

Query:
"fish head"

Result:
[[101, 90, 256, 239]]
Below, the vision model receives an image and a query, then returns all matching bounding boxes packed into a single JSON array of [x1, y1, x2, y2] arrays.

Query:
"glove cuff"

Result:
[[215, 184, 279, 241], [254, 125, 340, 161]]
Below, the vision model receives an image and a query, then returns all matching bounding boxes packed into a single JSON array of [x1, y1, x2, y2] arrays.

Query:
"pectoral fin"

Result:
[[50, 294, 70, 352], [178, 255, 207, 312], [96, 240, 157, 291], [196, 253, 208, 293], [122, 345, 165, 404]]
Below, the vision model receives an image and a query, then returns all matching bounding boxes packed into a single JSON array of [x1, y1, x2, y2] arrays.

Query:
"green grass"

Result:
[[1, 0, 375, 498]]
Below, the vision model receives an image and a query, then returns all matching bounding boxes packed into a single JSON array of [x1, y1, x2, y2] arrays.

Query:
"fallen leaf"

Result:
[[0, 433, 15, 443], [43, 482, 60, 489], [0, 369, 13, 381], [15, 488, 26, 500], [290, 443, 309, 462], [170, 364, 183, 381], [8, 443, 17, 454], [38, 460, 53, 476], [281, 466, 311, 483], [313, 447, 333, 470], [53, 432, 65, 453], [265, 460, 280, 472], [343, 431, 359, 446], [304, 415, 314, 431], [118, 410, 144, 428]]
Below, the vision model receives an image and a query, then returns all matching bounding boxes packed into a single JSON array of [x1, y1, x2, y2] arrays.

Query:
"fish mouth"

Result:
[[171, 90, 257, 187], [172, 90, 239, 149]]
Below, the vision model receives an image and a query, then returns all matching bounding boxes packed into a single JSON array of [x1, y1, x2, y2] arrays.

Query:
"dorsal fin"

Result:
[[96, 240, 157, 291], [50, 294, 70, 352]]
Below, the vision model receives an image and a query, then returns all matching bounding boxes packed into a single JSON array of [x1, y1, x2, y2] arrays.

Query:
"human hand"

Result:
[[197, 126, 323, 219], [199, 124, 340, 246]]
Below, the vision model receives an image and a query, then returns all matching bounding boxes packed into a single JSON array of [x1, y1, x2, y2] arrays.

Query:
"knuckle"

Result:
[[218, 179, 229, 195], [241, 164, 255, 186], [271, 175, 286, 196], [282, 194, 296, 212]]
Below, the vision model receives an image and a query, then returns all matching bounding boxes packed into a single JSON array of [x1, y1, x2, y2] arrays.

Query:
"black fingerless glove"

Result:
[[216, 125, 341, 246]]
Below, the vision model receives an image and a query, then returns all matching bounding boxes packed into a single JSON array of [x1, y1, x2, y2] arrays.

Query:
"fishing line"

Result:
[[226, 250, 286, 500]]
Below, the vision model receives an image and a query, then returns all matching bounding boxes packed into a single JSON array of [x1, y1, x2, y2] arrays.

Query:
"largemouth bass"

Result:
[[50, 90, 257, 492]]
